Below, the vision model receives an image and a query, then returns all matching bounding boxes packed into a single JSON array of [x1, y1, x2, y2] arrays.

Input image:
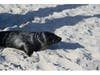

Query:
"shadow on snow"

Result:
[[49, 41, 84, 50], [0, 4, 86, 29]]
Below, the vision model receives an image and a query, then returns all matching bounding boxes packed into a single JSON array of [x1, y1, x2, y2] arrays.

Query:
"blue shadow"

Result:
[[49, 42, 84, 50], [0, 4, 86, 29]]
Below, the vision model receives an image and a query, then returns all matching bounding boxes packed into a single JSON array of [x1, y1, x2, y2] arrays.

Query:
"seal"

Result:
[[0, 31, 62, 56]]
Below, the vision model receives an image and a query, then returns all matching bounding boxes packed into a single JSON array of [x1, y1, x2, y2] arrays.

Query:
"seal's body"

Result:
[[0, 31, 61, 56]]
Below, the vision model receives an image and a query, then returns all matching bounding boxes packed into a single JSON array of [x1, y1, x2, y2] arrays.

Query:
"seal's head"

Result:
[[44, 32, 62, 45]]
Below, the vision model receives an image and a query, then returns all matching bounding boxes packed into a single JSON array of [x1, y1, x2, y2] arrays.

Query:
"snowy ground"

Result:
[[0, 4, 100, 70]]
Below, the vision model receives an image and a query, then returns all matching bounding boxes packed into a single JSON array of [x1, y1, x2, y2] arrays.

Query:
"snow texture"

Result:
[[0, 4, 100, 70]]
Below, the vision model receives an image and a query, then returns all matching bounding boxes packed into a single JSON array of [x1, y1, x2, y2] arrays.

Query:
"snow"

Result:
[[0, 4, 100, 70]]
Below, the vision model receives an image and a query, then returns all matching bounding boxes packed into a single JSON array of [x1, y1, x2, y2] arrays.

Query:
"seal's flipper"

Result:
[[21, 43, 34, 57]]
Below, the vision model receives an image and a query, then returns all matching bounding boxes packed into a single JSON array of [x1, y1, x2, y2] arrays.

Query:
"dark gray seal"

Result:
[[0, 31, 62, 56]]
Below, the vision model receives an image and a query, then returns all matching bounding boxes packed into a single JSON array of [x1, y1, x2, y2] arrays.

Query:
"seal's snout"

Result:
[[52, 35, 62, 44], [44, 32, 62, 45], [58, 37, 62, 41], [56, 36, 62, 43]]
